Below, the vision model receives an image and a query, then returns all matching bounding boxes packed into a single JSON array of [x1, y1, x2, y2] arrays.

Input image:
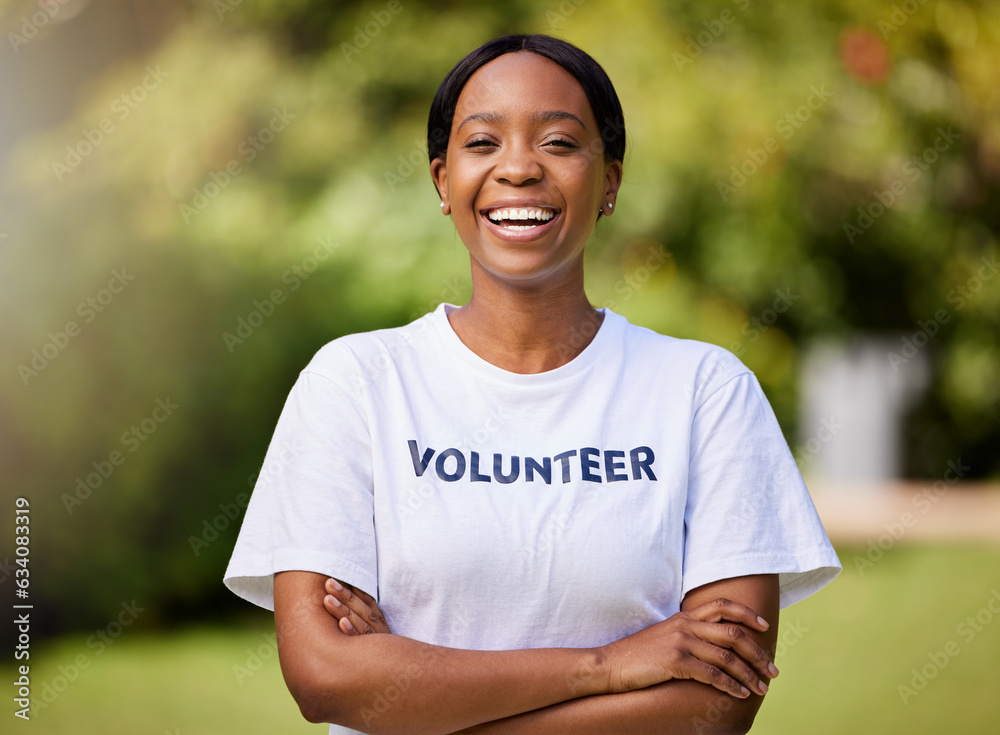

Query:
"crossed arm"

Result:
[[273, 571, 779, 734]]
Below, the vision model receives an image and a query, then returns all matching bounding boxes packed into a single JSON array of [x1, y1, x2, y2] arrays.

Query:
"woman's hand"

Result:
[[322, 577, 392, 635], [598, 597, 778, 699]]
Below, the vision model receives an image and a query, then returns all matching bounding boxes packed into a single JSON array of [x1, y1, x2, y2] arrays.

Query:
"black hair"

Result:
[[427, 34, 626, 169]]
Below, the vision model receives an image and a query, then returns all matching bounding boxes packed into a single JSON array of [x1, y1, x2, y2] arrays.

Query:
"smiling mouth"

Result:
[[483, 207, 559, 231]]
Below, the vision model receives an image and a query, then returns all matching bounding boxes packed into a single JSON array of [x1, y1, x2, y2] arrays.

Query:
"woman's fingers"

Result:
[[672, 646, 755, 698], [601, 597, 779, 695], [323, 579, 372, 634], [686, 598, 779, 680], [692, 618, 778, 683], [683, 633, 770, 696], [322, 591, 358, 634], [351, 586, 390, 629], [323, 578, 391, 635], [688, 597, 772, 634]]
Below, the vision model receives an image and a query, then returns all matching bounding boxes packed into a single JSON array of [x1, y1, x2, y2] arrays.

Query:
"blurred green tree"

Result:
[[0, 0, 996, 636]]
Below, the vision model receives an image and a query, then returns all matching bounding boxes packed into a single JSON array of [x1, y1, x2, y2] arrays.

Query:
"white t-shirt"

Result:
[[225, 304, 841, 734]]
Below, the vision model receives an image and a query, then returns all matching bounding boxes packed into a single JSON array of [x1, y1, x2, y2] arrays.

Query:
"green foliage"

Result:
[[0, 0, 997, 634]]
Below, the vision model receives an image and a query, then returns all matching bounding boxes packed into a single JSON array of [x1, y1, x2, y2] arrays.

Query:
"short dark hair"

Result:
[[427, 35, 626, 169]]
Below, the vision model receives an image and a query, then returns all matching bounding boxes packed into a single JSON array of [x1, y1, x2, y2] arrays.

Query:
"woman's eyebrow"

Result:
[[532, 110, 587, 130], [456, 110, 588, 131], [457, 111, 504, 130]]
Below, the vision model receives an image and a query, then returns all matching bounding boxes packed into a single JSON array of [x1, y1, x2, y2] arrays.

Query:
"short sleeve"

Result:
[[223, 365, 377, 611], [682, 372, 841, 609]]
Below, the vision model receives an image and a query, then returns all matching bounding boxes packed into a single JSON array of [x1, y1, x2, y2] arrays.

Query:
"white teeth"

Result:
[[486, 207, 556, 224]]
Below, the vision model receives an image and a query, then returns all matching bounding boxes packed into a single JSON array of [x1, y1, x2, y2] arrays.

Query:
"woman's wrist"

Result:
[[567, 647, 609, 698]]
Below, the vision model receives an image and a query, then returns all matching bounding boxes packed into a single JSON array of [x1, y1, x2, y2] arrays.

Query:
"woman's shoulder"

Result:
[[298, 310, 441, 386], [615, 313, 750, 389]]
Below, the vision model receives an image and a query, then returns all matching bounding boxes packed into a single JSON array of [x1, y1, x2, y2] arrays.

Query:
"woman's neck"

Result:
[[446, 260, 604, 374]]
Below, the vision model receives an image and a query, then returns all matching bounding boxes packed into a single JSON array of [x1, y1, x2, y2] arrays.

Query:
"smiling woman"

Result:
[[432, 50, 619, 300], [223, 34, 840, 735]]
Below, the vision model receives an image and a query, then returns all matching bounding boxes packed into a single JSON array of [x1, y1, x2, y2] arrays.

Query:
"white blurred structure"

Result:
[[800, 337, 928, 484]]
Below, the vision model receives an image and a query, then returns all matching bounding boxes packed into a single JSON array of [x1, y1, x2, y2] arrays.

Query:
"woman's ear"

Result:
[[603, 159, 623, 213], [430, 157, 450, 215]]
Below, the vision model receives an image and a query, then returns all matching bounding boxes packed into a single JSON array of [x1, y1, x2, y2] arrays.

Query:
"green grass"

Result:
[[8, 623, 322, 734], [6, 544, 1000, 733], [753, 544, 1000, 734]]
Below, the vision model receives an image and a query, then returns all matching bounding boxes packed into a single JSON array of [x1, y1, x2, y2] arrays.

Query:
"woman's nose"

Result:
[[493, 141, 543, 185]]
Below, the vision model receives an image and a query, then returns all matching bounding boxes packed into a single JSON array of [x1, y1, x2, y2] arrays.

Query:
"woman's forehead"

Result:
[[454, 52, 594, 128]]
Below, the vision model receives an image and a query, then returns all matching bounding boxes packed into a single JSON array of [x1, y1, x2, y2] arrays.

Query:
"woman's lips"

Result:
[[480, 209, 561, 240]]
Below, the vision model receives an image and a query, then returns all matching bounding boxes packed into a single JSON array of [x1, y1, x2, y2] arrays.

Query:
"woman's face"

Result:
[[431, 51, 622, 288]]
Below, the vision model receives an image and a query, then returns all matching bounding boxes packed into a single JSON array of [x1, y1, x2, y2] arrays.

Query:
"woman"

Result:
[[225, 34, 840, 734]]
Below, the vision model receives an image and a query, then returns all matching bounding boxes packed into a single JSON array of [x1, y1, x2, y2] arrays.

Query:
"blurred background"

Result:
[[1, 0, 998, 732]]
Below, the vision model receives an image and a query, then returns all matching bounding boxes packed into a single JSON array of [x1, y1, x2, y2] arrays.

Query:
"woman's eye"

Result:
[[465, 139, 497, 149], [545, 138, 577, 149]]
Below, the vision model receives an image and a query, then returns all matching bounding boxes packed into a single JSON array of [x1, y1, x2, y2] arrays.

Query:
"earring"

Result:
[[440, 202, 445, 208], [608, 202, 613, 209]]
